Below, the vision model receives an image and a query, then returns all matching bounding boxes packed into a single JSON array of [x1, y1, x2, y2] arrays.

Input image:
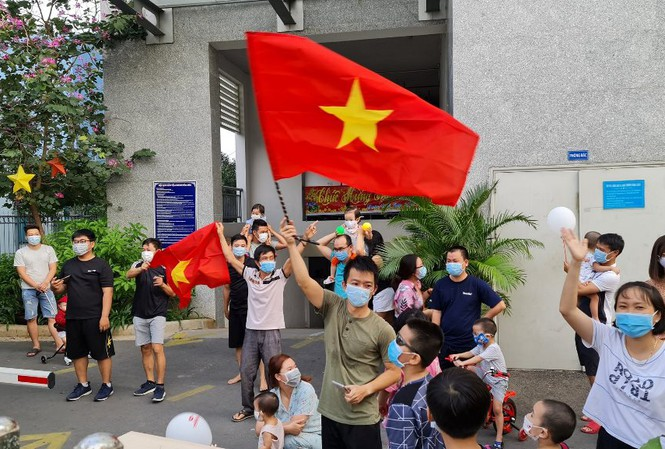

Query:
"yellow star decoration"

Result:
[[320, 78, 393, 152], [7, 165, 35, 193], [171, 259, 191, 288]]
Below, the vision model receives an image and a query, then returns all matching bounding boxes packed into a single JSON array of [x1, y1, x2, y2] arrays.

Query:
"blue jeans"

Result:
[[22, 289, 57, 320], [240, 329, 281, 412]]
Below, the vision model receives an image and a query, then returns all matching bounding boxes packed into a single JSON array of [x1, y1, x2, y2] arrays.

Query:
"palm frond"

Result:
[[381, 182, 542, 310]]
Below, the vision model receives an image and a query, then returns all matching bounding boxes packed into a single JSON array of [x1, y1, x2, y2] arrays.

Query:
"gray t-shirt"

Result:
[[14, 245, 58, 289], [317, 290, 396, 425], [471, 342, 507, 385]]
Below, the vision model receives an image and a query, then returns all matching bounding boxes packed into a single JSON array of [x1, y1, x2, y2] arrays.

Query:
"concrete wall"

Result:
[[452, 0, 665, 186], [105, 0, 444, 324]]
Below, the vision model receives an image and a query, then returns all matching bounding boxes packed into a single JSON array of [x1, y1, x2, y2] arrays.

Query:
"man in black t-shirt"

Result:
[[222, 234, 259, 386], [126, 238, 175, 402], [51, 229, 115, 402]]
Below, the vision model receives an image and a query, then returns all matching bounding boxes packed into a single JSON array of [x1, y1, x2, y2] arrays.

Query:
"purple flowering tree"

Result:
[[0, 0, 152, 229]]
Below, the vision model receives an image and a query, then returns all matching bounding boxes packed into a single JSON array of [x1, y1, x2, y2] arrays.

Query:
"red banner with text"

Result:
[[304, 186, 409, 219]]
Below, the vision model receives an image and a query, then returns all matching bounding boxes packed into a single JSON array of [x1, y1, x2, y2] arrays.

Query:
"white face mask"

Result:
[[258, 232, 269, 243], [521, 414, 544, 441], [141, 250, 154, 263], [27, 235, 41, 246], [345, 220, 358, 230], [251, 214, 262, 220]]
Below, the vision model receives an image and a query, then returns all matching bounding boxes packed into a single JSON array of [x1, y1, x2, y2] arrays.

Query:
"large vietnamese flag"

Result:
[[246, 32, 479, 206], [151, 223, 230, 308]]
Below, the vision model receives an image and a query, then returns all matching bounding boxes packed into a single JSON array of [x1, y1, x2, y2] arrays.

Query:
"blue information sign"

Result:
[[567, 150, 589, 161], [154, 182, 197, 248], [603, 180, 645, 210]]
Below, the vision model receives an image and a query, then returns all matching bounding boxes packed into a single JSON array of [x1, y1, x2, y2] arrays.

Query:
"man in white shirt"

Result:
[[14, 224, 63, 357], [217, 221, 314, 423]]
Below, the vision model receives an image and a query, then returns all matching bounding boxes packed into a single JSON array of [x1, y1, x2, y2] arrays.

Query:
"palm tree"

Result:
[[380, 182, 543, 309]]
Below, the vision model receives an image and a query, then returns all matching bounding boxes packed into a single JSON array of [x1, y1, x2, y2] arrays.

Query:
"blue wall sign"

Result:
[[567, 150, 589, 161], [603, 180, 645, 210], [154, 182, 197, 248]]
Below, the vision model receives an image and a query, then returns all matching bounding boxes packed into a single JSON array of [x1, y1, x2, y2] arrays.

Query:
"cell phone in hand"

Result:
[[332, 381, 349, 392], [59, 275, 71, 282]]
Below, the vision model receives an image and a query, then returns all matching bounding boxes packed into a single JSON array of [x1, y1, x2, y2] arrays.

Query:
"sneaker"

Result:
[[152, 385, 166, 402], [66, 383, 92, 401], [133, 380, 156, 396], [63, 356, 72, 366], [94, 384, 114, 402], [492, 442, 504, 449]]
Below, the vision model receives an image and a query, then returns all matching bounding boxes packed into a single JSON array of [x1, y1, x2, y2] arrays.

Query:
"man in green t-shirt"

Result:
[[282, 220, 400, 449]]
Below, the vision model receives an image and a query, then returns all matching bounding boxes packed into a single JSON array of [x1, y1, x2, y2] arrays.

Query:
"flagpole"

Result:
[[274, 181, 319, 245]]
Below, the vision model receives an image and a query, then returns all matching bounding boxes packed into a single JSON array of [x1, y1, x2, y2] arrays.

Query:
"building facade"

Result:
[[105, 0, 665, 369]]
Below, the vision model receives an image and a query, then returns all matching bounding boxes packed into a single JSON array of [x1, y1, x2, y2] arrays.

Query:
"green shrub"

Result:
[[0, 254, 22, 327], [0, 219, 202, 328], [47, 219, 199, 329]]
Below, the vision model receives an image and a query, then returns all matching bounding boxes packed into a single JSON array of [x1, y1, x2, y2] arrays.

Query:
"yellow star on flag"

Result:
[[320, 78, 393, 152], [171, 259, 191, 288], [7, 165, 35, 193]]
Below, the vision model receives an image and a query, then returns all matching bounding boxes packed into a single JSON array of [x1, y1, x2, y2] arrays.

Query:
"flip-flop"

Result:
[[26, 348, 41, 357], [232, 410, 253, 422], [580, 420, 601, 434]]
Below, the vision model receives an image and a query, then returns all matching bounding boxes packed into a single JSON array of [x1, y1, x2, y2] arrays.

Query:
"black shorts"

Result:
[[228, 310, 247, 349], [66, 318, 115, 361], [322, 415, 382, 449], [575, 333, 599, 376]]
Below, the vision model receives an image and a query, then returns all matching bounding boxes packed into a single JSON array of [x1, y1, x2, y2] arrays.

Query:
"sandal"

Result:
[[232, 410, 253, 422], [26, 348, 41, 357], [581, 415, 590, 422], [580, 420, 601, 434]]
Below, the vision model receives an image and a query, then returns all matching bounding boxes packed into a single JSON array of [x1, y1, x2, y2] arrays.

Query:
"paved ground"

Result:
[[0, 328, 598, 449]]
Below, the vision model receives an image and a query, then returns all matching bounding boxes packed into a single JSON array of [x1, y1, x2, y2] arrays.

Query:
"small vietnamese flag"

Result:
[[246, 32, 479, 206], [151, 223, 230, 308]]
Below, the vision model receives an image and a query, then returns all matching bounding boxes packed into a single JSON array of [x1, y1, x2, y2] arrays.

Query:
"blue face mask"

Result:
[[259, 260, 276, 273], [615, 312, 656, 338], [416, 266, 427, 280], [474, 333, 490, 346], [446, 262, 464, 277], [232, 247, 246, 258], [388, 339, 405, 368], [334, 250, 349, 262], [345, 284, 371, 308], [594, 248, 610, 264]]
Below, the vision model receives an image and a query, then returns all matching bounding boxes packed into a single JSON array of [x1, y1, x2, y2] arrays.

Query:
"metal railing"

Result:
[[222, 186, 243, 223], [0, 215, 94, 254]]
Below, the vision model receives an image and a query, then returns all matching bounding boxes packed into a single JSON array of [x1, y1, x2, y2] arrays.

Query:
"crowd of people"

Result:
[[12, 204, 665, 449]]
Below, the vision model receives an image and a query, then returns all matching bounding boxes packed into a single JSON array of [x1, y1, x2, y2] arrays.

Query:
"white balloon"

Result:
[[165, 412, 213, 445], [546, 207, 576, 233]]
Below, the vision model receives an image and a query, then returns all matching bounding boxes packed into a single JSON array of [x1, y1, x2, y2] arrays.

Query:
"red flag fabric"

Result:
[[246, 32, 479, 206], [150, 223, 230, 308]]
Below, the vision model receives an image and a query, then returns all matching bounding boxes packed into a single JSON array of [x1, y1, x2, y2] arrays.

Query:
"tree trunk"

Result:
[[28, 203, 43, 234]]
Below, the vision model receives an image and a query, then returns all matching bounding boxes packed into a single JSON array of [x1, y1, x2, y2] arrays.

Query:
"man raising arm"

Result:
[[282, 219, 400, 449]]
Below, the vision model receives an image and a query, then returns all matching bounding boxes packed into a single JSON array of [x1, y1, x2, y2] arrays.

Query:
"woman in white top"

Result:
[[560, 228, 665, 449]]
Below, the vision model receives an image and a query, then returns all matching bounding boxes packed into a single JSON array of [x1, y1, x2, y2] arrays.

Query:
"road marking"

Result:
[[167, 385, 215, 402], [291, 334, 324, 349], [164, 338, 203, 347], [20, 431, 71, 449], [53, 363, 97, 375]]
